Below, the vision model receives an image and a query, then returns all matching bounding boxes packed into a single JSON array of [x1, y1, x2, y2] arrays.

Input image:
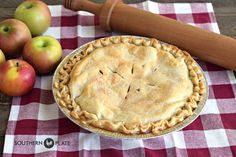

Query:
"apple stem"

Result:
[[3, 27, 9, 32], [25, 4, 33, 9], [16, 62, 19, 67]]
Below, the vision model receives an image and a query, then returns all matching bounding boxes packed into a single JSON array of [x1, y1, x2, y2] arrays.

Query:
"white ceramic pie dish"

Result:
[[52, 35, 208, 139]]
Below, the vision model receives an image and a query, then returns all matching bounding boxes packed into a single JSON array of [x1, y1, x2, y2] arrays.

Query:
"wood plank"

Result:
[[0, 0, 62, 7], [0, 136, 5, 156], [0, 104, 10, 156], [0, 8, 15, 21], [214, 7, 236, 38], [0, 104, 11, 136], [216, 16, 236, 39], [1, 0, 236, 7]]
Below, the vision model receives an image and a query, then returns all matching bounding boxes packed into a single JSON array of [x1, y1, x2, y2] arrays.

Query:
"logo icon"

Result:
[[44, 138, 54, 148]]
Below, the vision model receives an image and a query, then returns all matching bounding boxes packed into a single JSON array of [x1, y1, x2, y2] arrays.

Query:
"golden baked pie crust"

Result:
[[53, 36, 206, 135]]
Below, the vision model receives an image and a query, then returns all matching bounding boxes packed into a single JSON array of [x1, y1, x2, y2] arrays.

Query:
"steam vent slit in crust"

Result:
[[53, 36, 206, 136]]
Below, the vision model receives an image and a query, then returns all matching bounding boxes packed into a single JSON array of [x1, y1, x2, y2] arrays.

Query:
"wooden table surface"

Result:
[[0, 0, 236, 155]]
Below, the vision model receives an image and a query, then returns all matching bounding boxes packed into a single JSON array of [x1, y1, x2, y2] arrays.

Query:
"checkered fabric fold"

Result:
[[3, 1, 236, 157]]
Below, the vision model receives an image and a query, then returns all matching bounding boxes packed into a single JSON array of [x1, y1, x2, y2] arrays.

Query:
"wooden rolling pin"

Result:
[[63, 0, 236, 70]]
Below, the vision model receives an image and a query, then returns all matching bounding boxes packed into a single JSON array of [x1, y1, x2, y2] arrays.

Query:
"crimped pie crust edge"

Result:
[[52, 36, 207, 137]]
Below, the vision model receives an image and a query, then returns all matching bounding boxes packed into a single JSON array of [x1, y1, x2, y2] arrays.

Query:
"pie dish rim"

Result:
[[52, 35, 208, 139]]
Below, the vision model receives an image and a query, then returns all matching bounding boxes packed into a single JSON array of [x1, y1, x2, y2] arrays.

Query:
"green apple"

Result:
[[0, 49, 6, 65], [23, 36, 62, 74], [14, 0, 51, 36]]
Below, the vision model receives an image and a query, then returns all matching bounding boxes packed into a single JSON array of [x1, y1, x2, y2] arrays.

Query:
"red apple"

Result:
[[15, 0, 51, 36], [23, 36, 62, 74], [0, 59, 36, 96], [0, 49, 6, 65], [0, 19, 31, 58]]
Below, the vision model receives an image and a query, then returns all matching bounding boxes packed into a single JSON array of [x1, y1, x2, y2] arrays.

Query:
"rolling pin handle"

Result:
[[62, 0, 122, 31], [62, 0, 102, 15], [99, 0, 121, 31]]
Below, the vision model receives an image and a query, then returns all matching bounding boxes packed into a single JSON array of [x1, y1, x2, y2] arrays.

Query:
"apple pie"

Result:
[[53, 36, 206, 136]]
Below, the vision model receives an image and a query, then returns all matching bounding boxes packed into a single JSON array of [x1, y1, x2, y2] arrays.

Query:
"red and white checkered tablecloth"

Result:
[[3, 1, 236, 157]]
